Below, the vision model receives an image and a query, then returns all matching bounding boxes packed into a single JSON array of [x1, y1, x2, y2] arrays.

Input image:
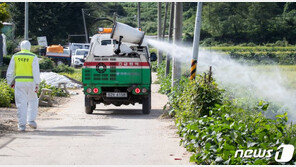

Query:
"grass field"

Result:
[[205, 46, 296, 52], [254, 65, 296, 89], [59, 68, 82, 82], [202, 46, 296, 89]]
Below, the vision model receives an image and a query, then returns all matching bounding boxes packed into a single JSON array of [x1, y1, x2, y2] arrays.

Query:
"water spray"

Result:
[[147, 38, 296, 121]]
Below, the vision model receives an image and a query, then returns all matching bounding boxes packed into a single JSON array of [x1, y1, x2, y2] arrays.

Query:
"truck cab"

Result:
[[82, 24, 157, 114]]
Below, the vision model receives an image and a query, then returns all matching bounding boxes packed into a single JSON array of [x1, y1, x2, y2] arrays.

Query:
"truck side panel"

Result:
[[82, 67, 150, 85]]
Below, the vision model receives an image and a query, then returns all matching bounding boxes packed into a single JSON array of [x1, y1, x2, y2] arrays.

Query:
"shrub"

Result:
[[151, 61, 157, 72], [274, 40, 289, 47], [183, 33, 193, 43], [6, 40, 18, 55], [180, 104, 296, 165], [3, 56, 11, 65], [228, 52, 296, 65], [31, 45, 41, 55], [52, 64, 74, 74], [59, 69, 82, 82], [247, 42, 256, 47], [38, 80, 68, 97], [0, 79, 14, 107], [175, 73, 223, 123], [39, 57, 55, 71], [149, 48, 157, 54], [201, 38, 219, 46], [156, 66, 296, 165]]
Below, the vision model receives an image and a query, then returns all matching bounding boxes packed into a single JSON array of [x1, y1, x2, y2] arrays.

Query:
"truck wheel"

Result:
[[85, 96, 94, 114], [142, 94, 151, 114], [92, 105, 96, 110], [85, 106, 93, 114]]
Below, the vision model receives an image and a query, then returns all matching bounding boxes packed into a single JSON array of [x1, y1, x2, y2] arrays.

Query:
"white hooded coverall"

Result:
[[6, 48, 41, 127]]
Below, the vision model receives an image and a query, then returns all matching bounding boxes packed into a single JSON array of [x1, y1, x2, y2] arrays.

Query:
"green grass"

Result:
[[59, 68, 82, 82], [205, 46, 296, 52], [254, 65, 296, 89], [149, 48, 157, 53], [204, 46, 296, 89]]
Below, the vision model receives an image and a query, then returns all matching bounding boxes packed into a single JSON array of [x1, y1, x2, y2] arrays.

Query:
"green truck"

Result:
[[82, 23, 157, 114]]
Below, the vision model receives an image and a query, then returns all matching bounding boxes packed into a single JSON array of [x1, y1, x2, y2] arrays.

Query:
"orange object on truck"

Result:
[[46, 45, 71, 66], [46, 45, 64, 53], [98, 28, 113, 34]]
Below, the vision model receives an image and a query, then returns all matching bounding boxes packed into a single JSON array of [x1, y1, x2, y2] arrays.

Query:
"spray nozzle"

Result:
[[114, 36, 123, 55]]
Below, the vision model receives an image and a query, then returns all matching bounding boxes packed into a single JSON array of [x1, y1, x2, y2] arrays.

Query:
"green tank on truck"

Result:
[[82, 24, 157, 114]]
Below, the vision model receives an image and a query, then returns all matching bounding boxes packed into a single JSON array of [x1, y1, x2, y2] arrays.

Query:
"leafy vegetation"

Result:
[[0, 3, 10, 30], [205, 46, 296, 52], [39, 57, 75, 73], [0, 79, 14, 107], [37, 81, 69, 97], [156, 62, 296, 165], [59, 68, 82, 82], [52, 64, 75, 74], [8, 2, 90, 44], [228, 51, 296, 65], [6, 40, 18, 55], [0, 79, 68, 108], [254, 65, 296, 89], [39, 57, 55, 71], [3, 55, 11, 65], [205, 46, 296, 65], [7, 2, 296, 45]]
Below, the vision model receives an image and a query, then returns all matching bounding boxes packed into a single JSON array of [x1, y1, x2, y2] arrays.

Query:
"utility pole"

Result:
[[162, 2, 168, 39], [137, 2, 141, 28], [0, 35, 3, 66], [172, 2, 183, 88], [113, 12, 117, 23], [165, 2, 174, 76], [82, 9, 89, 43], [24, 2, 29, 40], [157, 2, 163, 67], [190, 2, 203, 80]]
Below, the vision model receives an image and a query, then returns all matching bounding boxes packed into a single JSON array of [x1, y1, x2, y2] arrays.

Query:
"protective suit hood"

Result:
[[20, 40, 31, 51]]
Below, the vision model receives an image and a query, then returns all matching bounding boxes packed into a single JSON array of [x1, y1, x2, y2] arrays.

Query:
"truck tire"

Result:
[[142, 94, 151, 114], [85, 106, 93, 114], [85, 96, 94, 114], [92, 105, 96, 110]]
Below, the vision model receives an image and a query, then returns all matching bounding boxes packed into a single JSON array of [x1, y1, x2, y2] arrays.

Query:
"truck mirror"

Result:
[[150, 52, 157, 62]]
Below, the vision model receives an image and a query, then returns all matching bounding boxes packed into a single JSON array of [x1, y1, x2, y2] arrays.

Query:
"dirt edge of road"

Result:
[[0, 96, 72, 136]]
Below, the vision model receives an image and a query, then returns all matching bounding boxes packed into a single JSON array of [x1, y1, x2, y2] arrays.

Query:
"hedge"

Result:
[[204, 46, 296, 65], [156, 63, 296, 165], [0, 79, 14, 107]]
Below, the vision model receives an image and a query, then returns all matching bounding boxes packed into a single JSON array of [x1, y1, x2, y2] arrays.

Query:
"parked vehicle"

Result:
[[69, 43, 90, 54], [71, 49, 89, 68], [82, 23, 157, 115], [46, 45, 71, 66]]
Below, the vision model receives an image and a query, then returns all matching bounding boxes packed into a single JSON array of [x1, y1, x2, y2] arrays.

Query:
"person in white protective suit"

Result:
[[6, 40, 41, 131]]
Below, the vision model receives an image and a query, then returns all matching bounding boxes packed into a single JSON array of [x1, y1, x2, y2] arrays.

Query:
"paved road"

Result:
[[0, 74, 191, 165]]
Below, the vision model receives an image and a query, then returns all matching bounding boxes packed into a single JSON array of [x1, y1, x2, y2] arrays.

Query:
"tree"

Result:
[[201, 2, 290, 44], [7, 2, 296, 45], [9, 2, 89, 44], [0, 3, 10, 31]]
